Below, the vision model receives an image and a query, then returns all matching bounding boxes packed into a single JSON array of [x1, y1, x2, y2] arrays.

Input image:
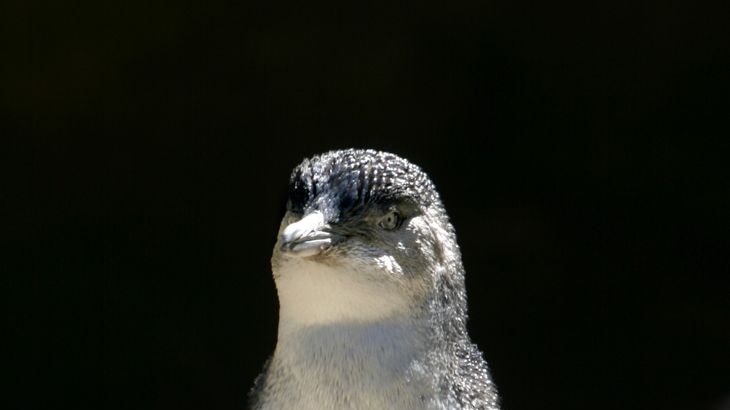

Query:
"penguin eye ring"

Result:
[[378, 210, 402, 231]]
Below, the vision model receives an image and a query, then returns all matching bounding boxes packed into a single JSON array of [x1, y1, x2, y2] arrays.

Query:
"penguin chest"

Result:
[[257, 324, 439, 410]]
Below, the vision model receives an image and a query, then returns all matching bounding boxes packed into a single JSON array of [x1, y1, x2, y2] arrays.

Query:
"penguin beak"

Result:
[[280, 211, 336, 257]]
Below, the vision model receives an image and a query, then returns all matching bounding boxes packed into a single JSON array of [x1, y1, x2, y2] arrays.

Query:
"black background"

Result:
[[4, 1, 729, 409]]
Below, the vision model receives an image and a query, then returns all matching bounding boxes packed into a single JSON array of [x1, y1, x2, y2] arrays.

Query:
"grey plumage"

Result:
[[250, 149, 499, 410]]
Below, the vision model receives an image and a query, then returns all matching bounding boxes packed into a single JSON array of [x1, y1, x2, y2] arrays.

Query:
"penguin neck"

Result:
[[274, 286, 433, 371], [275, 314, 431, 364], [273, 257, 419, 329], [272, 259, 435, 381]]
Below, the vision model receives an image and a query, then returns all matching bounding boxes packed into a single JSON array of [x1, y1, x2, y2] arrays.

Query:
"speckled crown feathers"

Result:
[[286, 149, 440, 221]]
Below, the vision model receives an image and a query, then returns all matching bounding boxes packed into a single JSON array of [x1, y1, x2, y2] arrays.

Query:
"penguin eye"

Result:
[[378, 210, 402, 231]]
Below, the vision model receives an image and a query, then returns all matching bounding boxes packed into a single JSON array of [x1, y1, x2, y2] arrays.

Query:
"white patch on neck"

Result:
[[274, 258, 411, 333]]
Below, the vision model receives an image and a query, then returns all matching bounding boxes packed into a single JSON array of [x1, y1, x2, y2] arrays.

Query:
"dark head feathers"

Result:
[[286, 149, 439, 222]]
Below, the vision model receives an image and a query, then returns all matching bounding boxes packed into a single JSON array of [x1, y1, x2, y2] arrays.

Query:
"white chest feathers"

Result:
[[254, 318, 445, 410]]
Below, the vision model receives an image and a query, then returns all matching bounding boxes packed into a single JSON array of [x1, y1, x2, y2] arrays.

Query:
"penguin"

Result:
[[250, 149, 499, 410]]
